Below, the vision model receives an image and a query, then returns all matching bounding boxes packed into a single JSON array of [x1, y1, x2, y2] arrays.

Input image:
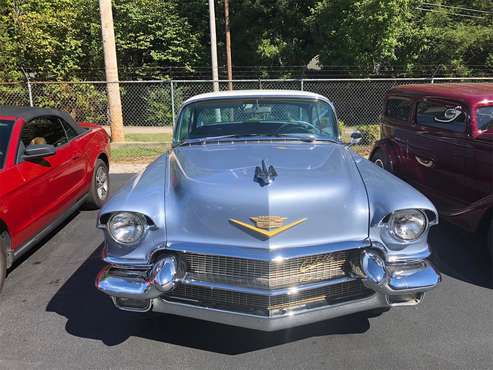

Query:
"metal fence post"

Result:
[[170, 80, 176, 127], [258, 79, 262, 89], [27, 80, 33, 107], [300, 79, 304, 91]]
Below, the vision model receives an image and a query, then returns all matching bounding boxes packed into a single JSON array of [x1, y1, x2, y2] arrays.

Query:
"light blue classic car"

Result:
[[96, 90, 441, 331]]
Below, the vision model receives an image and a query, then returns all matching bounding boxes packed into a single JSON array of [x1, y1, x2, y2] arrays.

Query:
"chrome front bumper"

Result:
[[95, 250, 441, 331]]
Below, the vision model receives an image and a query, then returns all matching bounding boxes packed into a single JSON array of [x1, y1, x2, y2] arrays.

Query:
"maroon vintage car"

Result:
[[369, 83, 493, 261]]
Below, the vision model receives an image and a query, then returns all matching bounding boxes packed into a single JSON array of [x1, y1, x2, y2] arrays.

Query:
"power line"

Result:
[[417, 6, 485, 19], [422, 2, 493, 15]]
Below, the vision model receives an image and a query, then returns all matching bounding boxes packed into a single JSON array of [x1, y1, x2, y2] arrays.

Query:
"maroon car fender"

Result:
[[443, 195, 493, 232], [369, 138, 401, 173]]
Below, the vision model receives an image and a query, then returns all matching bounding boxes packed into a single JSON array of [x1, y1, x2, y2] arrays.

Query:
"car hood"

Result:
[[165, 142, 369, 250]]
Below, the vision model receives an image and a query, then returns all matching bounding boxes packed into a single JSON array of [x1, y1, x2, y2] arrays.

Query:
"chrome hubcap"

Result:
[[96, 166, 108, 200], [374, 159, 385, 168]]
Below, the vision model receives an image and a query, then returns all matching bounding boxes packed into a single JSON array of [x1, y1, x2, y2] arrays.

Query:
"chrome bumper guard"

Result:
[[358, 251, 441, 295], [95, 250, 441, 331]]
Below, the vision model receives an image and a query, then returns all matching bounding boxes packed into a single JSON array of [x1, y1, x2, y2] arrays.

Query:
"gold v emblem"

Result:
[[229, 217, 306, 238]]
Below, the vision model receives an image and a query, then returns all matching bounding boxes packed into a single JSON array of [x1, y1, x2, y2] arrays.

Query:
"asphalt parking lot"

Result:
[[0, 174, 492, 369]]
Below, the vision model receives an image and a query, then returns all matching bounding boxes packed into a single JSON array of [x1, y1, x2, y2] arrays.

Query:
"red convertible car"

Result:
[[370, 83, 493, 263], [0, 107, 111, 292]]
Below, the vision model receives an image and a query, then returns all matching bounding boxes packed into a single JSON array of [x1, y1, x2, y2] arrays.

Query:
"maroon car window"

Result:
[[0, 120, 14, 169], [477, 106, 493, 131], [21, 117, 68, 147], [385, 98, 411, 122], [416, 101, 465, 133]]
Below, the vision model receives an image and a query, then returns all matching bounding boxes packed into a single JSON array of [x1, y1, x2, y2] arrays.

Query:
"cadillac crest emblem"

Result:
[[229, 216, 306, 238]]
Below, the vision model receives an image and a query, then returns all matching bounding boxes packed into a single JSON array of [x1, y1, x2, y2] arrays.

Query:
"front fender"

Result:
[[98, 154, 168, 263], [352, 153, 438, 262]]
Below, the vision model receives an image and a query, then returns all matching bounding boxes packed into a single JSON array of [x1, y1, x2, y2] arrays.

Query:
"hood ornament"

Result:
[[254, 160, 277, 186]]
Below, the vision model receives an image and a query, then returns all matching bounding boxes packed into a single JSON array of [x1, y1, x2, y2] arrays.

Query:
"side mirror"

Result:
[[23, 144, 56, 161], [348, 131, 363, 146]]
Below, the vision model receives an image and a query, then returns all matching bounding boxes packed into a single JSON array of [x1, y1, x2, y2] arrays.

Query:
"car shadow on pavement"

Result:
[[429, 221, 492, 289], [46, 244, 371, 354], [6, 210, 80, 277]]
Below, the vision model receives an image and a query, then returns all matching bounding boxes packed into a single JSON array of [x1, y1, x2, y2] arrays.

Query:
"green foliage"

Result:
[[32, 83, 107, 123], [0, 84, 29, 105], [0, 0, 492, 81], [355, 123, 381, 145], [309, 0, 413, 73], [337, 120, 346, 140], [229, 1, 317, 69], [0, 0, 87, 80], [0, 0, 206, 81], [395, 2, 493, 76], [145, 86, 174, 126], [113, 0, 205, 79]]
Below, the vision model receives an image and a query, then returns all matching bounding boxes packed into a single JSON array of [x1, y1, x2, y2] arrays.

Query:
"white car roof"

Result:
[[182, 89, 331, 105]]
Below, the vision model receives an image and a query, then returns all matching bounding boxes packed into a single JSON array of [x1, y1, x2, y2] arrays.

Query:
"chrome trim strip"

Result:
[[386, 249, 431, 263], [165, 239, 369, 262], [180, 275, 355, 296], [102, 245, 152, 269], [152, 293, 388, 331]]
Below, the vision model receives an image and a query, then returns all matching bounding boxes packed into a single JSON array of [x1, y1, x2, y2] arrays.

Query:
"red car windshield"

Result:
[[0, 120, 14, 169]]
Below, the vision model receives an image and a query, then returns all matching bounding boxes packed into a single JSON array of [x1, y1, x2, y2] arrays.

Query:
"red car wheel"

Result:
[[85, 159, 110, 209]]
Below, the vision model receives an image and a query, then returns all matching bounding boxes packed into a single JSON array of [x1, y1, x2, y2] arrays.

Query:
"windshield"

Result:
[[0, 120, 14, 169], [174, 98, 338, 143], [477, 106, 493, 131]]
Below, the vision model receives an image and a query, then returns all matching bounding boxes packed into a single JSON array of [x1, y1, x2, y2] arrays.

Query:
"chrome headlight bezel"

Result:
[[387, 209, 428, 242], [107, 212, 147, 245]]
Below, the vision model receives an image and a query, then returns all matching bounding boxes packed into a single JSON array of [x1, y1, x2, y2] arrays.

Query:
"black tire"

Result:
[[85, 159, 110, 209], [0, 233, 7, 294], [371, 149, 390, 171]]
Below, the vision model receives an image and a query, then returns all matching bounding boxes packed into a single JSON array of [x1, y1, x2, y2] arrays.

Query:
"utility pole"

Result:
[[208, 0, 219, 91], [99, 0, 124, 142], [224, 0, 233, 90]]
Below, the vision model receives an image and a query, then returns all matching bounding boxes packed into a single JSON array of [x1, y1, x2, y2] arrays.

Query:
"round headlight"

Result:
[[107, 212, 146, 244], [389, 209, 427, 241]]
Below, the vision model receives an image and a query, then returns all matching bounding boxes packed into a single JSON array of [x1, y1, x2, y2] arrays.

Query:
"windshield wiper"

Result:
[[273, 133, 339, 143], [175, 134, 267, 146], [175, 133, 338, 146]]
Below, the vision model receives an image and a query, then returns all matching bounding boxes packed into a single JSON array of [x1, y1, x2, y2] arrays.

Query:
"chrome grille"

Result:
[[181, 250, 355, 289], [167, 280, 372, 316]]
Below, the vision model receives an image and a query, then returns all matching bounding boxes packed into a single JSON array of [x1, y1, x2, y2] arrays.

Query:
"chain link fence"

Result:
[[1, 78, 492, 147]]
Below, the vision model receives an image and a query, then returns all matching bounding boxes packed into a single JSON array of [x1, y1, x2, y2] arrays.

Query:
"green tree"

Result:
[[228, 1, 317, 70], [308, 0, 414, 74], [308, 0, 493, 76], [395, 1, 493, 76], [0, 0, 86, 80], [112, 0, 206, 79]]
